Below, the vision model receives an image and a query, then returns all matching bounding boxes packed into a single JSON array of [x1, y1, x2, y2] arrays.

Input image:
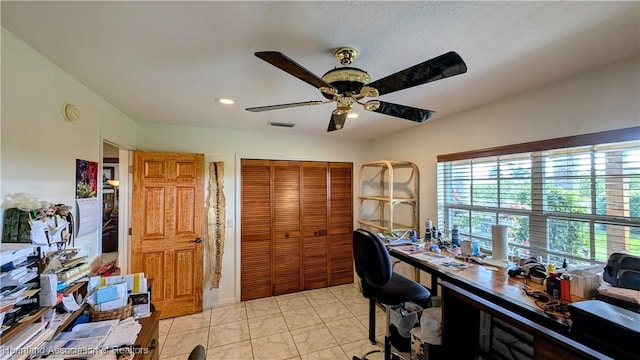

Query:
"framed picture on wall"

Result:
[[103, 166, 115, 185]]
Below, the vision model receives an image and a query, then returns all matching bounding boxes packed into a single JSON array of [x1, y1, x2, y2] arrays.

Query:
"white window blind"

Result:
[[437, 128, 640, 266]]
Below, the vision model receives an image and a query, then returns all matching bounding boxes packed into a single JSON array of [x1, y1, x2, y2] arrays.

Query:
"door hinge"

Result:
[[128, 227, 132, 236], [128, 165, 133, 174]]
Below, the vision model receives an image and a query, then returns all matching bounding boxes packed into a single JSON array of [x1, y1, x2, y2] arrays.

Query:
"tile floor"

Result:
[[157, 283, 393, 360]]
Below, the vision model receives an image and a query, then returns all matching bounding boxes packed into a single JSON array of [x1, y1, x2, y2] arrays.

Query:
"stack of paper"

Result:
[[0, 244, 36, 271], [412, 252, 447, 264], [0, 322, 47, 360], [102, 317, 142, 348], [43, 322, 113, 357], [0, 267, 38, 287]]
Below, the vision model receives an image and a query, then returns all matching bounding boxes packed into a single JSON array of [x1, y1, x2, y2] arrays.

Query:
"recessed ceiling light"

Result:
[[215, 97, 235, 105], [347, 113, 359, 119]]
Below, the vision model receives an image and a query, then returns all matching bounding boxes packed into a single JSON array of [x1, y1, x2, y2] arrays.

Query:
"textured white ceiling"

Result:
[[2, 1, 639, 140]]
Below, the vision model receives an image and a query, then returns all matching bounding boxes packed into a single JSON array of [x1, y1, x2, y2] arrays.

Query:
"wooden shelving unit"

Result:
[[0, 281, 87, 345], [358, 160, 419, 233]]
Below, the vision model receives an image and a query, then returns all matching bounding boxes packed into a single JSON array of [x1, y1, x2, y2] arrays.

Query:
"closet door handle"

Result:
[[193, 238, 203, 243]]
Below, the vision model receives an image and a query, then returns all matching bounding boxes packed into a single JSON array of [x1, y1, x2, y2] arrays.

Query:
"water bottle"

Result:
[[451, 225, 460, 247], [424, 218, 432, 241]]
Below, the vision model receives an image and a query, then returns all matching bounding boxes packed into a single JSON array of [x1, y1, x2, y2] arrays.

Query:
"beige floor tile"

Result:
[[324, 317, 369, 345], [251, 332, 299, 360], [161, 328, 209, 358], [210, 303, 247, 326], [342, 297, 370, 317], [357, 307, 387, 336], [300, 346, 350, 360], [158, 334, 167, 356], [207, 339, 254, 360], [159, 355, 186, 360], [282, 308, 323, 331], [340, 339, 385, 360], [303, 288, 339, 307], [313, 302, 354, 323], [276, 293, 312, 312], [169, 309, 211, 333], [161, 283, 401, 359], [248, 313, 288, 338], [245, 297, 281, 318], [328, 284, 361, 302], [159, 318, 173, 337], [290, 324, 338, 355], [208, 319, 250, 348]]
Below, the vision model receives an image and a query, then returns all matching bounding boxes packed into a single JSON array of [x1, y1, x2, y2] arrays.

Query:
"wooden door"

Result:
[[131, 151, 204, 319], [240, 160, 272, 301], [272, 161, 301, 295], [302, 162, 328, 290], [328, 163, 354, 285]]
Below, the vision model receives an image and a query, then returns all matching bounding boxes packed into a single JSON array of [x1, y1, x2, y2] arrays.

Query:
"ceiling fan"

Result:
[[246, 47, 467, 132]]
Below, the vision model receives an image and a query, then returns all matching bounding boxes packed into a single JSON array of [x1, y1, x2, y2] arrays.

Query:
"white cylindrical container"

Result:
[[492, 225, 509, 260]]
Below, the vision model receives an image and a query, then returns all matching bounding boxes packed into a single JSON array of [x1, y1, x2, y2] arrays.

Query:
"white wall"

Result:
[[136, 124, 372, 307], [370, 56, 640, 237], [1, 28, 137, 268]]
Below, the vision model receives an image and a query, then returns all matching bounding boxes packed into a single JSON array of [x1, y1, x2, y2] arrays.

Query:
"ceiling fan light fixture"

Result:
[[215, 97, 235, 105], [333, 47, 358, 66], [321, 67, 370, 85], [364, 101, 380, 111], [319, 87, 337, 96], [359, 86, 379, 98]]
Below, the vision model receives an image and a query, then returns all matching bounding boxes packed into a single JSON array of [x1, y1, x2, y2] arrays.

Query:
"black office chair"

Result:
[[187, 344, 206, 360], [353, 228, 430, 360]]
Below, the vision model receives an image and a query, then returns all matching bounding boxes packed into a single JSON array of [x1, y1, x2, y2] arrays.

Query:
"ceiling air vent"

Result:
[[268, 121, 295, 128]]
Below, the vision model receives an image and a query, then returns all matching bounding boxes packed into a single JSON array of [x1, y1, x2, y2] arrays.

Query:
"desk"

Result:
[[133, 311, 161, 360], [389, 248, 569, 332], [388, 247, 616, 359]]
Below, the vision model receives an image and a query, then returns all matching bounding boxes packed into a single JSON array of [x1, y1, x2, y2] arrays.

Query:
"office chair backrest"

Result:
[[353, 228, 393, 287], [187, 344, 206, 360]]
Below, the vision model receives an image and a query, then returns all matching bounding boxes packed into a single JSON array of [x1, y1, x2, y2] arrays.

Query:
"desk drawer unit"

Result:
[[134, 311, 161, 360]]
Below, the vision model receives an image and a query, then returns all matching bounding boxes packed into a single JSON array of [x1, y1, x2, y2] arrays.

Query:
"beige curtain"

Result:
[[207, 162, 226, 289]]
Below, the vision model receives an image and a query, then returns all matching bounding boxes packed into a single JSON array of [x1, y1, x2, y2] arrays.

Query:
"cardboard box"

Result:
[[570, 270, 600, 298]]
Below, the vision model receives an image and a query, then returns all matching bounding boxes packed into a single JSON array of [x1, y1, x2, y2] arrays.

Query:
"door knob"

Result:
[[193, 238, 203, 243]]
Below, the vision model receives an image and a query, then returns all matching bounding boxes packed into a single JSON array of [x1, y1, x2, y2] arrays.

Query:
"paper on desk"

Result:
[[44, 337, 105, 354], [43, 324, 111, 356], [102, 317, 142, 348], [412, 252, 446, 263], [72, 319, 119, 332], [57, 325, 111, 340], [437, 259, 470, 270], [62, 294, 81, 312]]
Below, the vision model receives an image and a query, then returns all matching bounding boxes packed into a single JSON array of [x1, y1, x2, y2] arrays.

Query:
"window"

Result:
[[437, 127, 640, 266]]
